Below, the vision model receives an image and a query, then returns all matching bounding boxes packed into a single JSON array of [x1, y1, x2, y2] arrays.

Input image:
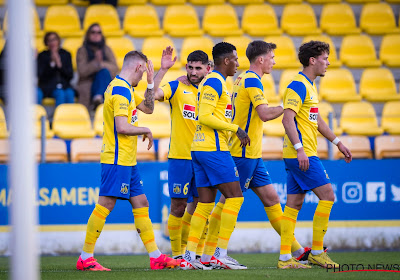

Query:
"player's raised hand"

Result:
[[236, 127, 250, 148], [143, 130, 154, 150], [297, 149, 309, 172], [146, 60, 154, 84], [338, 142, 352, 163], [161, 46, 177, 70]]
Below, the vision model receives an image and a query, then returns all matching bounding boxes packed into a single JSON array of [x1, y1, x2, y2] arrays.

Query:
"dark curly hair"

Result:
[[212, 42, 236, 66], [298, 41, 330, 67]]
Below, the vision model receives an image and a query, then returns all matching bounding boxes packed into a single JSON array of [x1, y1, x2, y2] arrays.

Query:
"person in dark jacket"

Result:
[[37, 32, 74, 107]]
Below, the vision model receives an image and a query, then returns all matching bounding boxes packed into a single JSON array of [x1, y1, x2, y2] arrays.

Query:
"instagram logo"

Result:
[[342, 182, 363, 203]]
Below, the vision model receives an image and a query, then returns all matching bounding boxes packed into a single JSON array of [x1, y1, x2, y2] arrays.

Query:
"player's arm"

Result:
[[317, 114, 352, 163], [255, 104, 283, 122], [282, 108, 309, 171], [114, 116, 153, 150], [153, 46, 177, 101], [137, 60, 155, 114]]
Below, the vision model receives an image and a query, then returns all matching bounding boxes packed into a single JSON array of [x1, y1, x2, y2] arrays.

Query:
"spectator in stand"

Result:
[[37, 32, 75, 107], [76, 23, 118, 110]]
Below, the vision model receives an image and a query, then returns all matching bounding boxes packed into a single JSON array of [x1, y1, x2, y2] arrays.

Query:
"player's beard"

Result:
[[188, 74, 204, 85]]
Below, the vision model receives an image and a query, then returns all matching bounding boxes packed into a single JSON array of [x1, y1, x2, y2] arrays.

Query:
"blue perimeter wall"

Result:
[[0, 159, 399, 226]]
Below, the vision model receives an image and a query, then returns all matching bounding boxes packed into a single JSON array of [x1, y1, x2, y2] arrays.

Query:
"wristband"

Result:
[[332, 137, 340, 146], [294, 143, 303, 150], [279, 102, 284, 109], [147, 82, 154, 89]]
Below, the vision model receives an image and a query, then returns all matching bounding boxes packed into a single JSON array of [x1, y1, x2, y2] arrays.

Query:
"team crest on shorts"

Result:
[[173, 183, 181, 194], [234, 167, 239, 177], [324, 170, 330, 179], [120, 183, 129, 194], [244, 177, 252, 189]]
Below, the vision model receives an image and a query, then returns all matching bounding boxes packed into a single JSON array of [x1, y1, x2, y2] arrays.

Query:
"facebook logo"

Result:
[[366, 182, 386, 202]]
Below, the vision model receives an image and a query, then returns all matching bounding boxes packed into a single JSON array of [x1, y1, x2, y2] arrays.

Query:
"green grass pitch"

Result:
[[0, 251, 399, 280]]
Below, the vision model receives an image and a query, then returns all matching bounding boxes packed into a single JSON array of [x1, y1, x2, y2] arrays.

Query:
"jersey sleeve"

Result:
[[245, 77, 268, 107], [200, 77, 222, 107], [283, 81, 306, 114], [133, 90, 144, 106], [161, 80, 179, 101], [111, 86, 131, 117]]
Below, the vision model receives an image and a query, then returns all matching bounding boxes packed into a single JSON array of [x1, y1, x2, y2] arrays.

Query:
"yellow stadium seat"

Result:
[[318, 101, 342, 135], [94, 104, 104, 137], [334, 136, 372, 159], [229, 0, 263, 3], [360, 68, 400, 102], [71, 0, 89, 6], [151, 0, 185, 4], [281, 4, 321, 36], [62, 37, 83, 71], [340, 35, 382, 68], [386, 0, 400, 2], [263, 114, 284, 137], [142, 37, 181, 70], [261, 74, 280, 103], [0, 139, 8, 163], [3, 9, 43, 37], [320, 3, 361, 35], [382, 101, 400, 135], [360, 3, 399, 35], [261, 136, 283, 160], [319, 68, 361, 103], [158, 137, 170, 161], [119, 0, 147, 4], [137, 136, 156, 161], [346, 0, 379, 2], [35, 138, 68, 163], [42, 98, 55, 106], [35, 105, 54, 139], [0, 106, 8, 138], [0, 38, 4, 52], [180, 36, 213, 65], [380, 35, 400, 68], [375, 135, 400, 159], [70, 138, 102, 163], [268, 0, 301, 3], [163, 5, 203, 37], [34, 37, 46, 53], [265, 36, 299, 69], [43, 5, 83, 38], [189, 0, 224, 4], [242, 4, 282, 36], [340, 101, 383, 136], [53, 104, 95, 139], [302, 35, 341, 68], [139, 102, 171, 138], [317, 136, 328, 159], [203, 5, 243, 37], [83, 4, 124, 37], [307, 0, 340, 3], [223, 36, 251, 70], [124, 5, 163, 37], [279, 69, 301, 98], [35, 0, 68, 6], [107, 37, 135, 69]]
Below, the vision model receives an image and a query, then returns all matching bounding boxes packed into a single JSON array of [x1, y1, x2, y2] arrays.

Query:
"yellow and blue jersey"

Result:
[[191, 70, 233, 152], [160, 81, 198, 160], [100, 75, 144, 166], [230, 70, 268, 158], [283, 72, 319, 158]]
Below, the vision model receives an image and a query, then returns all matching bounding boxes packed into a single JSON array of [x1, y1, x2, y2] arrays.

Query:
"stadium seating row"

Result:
[[1, 3, 400, 39], [0, 135, 398, 163], [1, 100, 399, 140]]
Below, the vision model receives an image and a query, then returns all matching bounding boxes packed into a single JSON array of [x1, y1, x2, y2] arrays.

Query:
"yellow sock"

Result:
[[186, 202, 214, 253], [132, 207, 159, 254], [203, 202, 223, 256], [265, 203, 302, 253], [217, 197, 244, 250], [82, 204, 110, 254], [312, 200, 333, 251], [181, 210, 192, 254], [280, 206, 299, 255], [168, 214, 182, 257], [196, 219, 209, 256]]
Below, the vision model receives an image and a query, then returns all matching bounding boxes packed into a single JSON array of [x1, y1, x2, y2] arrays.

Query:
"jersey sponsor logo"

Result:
[[309, 107, 318, 122], [183, 90, 192, 94], [173, 183, 181, 194], [120, 183, 129, 195], [183, 104, 196, 120], [131, 109, 138, 124], [225, 104, 232, 119]]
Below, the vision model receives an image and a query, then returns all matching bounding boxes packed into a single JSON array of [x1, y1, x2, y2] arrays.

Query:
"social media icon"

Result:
[[391, 184, 400, 202], [342, 182, 363, 203], [366, 182, 385, 202]]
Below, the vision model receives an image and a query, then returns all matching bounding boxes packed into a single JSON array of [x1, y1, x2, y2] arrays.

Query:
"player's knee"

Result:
[[263, 195, 280, 207], [170, 204, 186, 217]]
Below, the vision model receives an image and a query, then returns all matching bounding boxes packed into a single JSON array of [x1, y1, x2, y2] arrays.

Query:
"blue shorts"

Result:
[[191, 151, 239, 188], [100, 163, 144, 199], [168, 159, 198, 202], [233, 157, 272, 192], [284, 156, 331, 194]]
